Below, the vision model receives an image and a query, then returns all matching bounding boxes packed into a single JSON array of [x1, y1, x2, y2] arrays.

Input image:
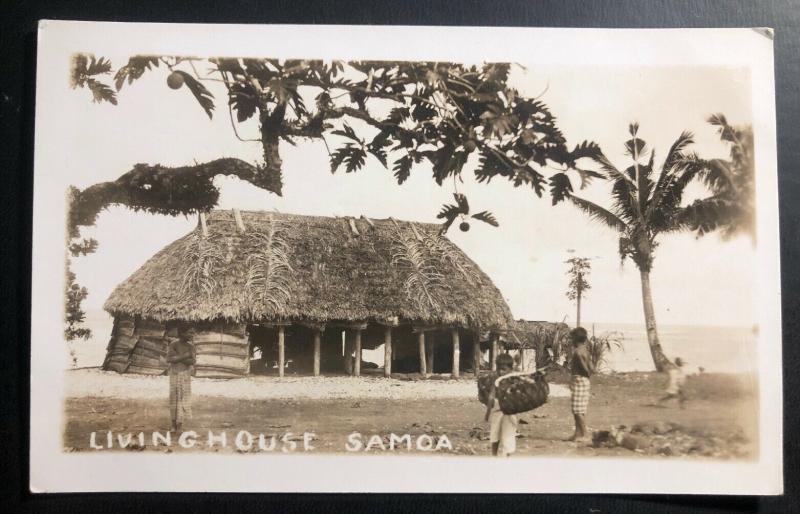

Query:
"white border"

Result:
[[31, 21, 782, 494]]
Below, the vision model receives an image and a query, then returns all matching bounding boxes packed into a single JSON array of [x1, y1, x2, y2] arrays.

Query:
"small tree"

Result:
[[586, 326, 623, 371], [65, 187, 98, 340], [565, 257, 591, 327]]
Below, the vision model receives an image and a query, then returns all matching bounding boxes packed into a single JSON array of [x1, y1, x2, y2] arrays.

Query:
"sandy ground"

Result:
[[64, 369, 758, 459], [65, 368, 571, 400]]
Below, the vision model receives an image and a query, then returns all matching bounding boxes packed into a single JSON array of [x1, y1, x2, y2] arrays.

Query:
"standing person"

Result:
[[484, 353, 519, 457], [568, 327, 594, 442], [659, 357, 688, 408], [167, 328, 197, 432]]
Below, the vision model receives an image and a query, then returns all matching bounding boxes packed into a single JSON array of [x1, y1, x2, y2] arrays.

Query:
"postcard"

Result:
[[30, 21, 781, 494]]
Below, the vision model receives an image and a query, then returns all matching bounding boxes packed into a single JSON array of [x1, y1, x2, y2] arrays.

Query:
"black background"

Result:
[[1, 1, 798, 512]]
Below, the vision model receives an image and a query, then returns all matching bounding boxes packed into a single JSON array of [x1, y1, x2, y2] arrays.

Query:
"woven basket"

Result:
[[477, 371, 550, 415]]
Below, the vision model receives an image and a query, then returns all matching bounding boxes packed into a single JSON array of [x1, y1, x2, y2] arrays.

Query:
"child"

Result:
[[659, 357, 688, 408], [484, 353, 519, 457]]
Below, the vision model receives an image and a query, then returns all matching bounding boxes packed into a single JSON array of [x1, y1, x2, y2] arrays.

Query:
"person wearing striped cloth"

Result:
[[568, 327, 594, 442], [167, 327, 197, 432]]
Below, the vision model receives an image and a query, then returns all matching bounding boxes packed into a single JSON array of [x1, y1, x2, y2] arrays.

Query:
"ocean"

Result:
[[587, 322, 758, 374], [67, 310, 758, 374]]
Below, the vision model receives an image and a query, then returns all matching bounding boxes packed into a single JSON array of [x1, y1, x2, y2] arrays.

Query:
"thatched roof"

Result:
[[104, 210, 513, 330], [500, 320, 571, 350]]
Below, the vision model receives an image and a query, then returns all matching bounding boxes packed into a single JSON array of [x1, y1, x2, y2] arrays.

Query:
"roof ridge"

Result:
[[205, 209, 441, 227]]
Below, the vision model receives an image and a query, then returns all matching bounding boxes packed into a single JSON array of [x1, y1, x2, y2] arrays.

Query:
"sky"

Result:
[[64, 56, 756, 327]]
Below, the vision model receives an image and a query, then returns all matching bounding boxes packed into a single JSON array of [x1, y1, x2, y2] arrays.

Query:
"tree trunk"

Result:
[[576, 290, 582, 328], [258, 104, 286, 195], [639, 270, 672, 372]]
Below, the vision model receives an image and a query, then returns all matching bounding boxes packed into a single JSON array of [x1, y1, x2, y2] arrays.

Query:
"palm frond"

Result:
[[637, 149, 656, 210], [591, 152, 636, 188], [180, 231, 225, 300], [707, 113, 728, 128], [697, 158, 735, 192], [661, 131, 694, 172], [645, 130, 699, 225], [568, 195, 627, 232], [674, 196, 733, 236], [646, 159, 702, 232], [244, 216, 294, 315], [390, 227, 448, 313], [419, 231, 481, 286], [611, 177, 639, 224]]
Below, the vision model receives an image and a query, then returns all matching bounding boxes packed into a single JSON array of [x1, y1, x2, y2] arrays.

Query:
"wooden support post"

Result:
[[277, 325, 285, 378], [199, 212, 208, 237], [491, 335, 498, 371], [473, 331, 481, 375], [354, 329, 362, 377], [452, 329, 460, 378], [418, 331, 427, 376], [313, 329, 321, 376], [426, 338, 435, 375], [384, 326, 392, 377], [344, 331, 353, 376]]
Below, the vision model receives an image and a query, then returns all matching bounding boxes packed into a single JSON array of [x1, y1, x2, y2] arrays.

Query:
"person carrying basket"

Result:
[[484, 353, 520, 456]]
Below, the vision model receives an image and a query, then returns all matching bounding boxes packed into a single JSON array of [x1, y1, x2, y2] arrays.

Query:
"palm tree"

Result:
[[683, 114, 755, 242], [568, 123, 705, 371]]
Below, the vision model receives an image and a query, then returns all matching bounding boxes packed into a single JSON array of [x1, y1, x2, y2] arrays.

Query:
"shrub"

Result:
[[587, 327, 623, 371]]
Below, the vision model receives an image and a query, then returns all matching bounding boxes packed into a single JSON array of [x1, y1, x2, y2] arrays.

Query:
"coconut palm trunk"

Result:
[[638, 269, 671, 371]]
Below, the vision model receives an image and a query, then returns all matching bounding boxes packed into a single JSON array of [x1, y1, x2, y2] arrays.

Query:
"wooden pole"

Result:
[[491, 334, 498, 371], [344, 331, 353, 376], [348, 218, 360, 237], [199, 212, 208, 237], [473, 331, 481, 376], [277, 326, 285, 378], [313, 329, 321, 376], [418, 331, 427, 376], [452, 329, 460, 378], [426, 338, 435, 375], [354, 329, 362, 377], [384, 326, 392, 377], [233, 208, 246, 233]]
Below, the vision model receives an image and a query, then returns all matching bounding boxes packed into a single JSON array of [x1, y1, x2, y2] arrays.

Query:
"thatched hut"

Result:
[[480, 320, 570, 371], [102, 210, 513, 378]]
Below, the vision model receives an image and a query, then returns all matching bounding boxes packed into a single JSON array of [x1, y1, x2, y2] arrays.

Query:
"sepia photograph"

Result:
[[30, 21, 781, 494]]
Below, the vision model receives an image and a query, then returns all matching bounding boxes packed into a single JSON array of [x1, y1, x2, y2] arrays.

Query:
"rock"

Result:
[[619, 434, 647, 451], [651, 421, 674, 435], [591, 430, 615, 448], [657, 445, 673, 456]]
